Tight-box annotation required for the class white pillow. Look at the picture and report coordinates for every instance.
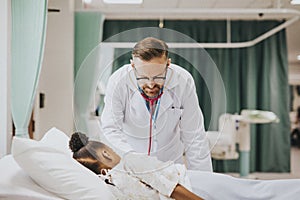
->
[12,127,114,200]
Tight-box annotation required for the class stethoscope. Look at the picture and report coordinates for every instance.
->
[138,86,164,156]
[131,64,172,156]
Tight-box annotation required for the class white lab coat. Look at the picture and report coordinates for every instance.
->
[101,63,212,171]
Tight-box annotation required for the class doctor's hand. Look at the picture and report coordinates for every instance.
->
[122,152,174,173]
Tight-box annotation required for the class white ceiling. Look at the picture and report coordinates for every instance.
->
[80,0,300,66]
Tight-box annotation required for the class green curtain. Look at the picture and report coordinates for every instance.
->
[102,20,290,172]
[11,0,47,138]
[74,12,104,133]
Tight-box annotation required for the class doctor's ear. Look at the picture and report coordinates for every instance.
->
[130,59,134,68]
[167,58,171,67]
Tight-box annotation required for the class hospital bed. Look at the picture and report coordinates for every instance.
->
[0,127,299,200]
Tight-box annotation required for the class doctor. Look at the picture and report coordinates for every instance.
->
[101,37,212,171]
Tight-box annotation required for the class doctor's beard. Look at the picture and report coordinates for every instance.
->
[141,84,162,98]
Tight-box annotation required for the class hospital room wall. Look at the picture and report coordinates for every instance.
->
[289,64,300,109]
[0,0,12,157]
[33,0,74,139]
[289,64,300,127]
[289,64,300,86]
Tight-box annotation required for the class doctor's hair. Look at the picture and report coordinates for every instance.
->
[132,37,169,61]
[69,132,106,174]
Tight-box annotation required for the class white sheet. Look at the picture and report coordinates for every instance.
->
[1,155,300,200]
[188,170,300,200]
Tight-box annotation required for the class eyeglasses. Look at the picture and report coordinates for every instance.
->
[134,66,168,85]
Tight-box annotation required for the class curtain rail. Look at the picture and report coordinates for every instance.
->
[76,8,300,20]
